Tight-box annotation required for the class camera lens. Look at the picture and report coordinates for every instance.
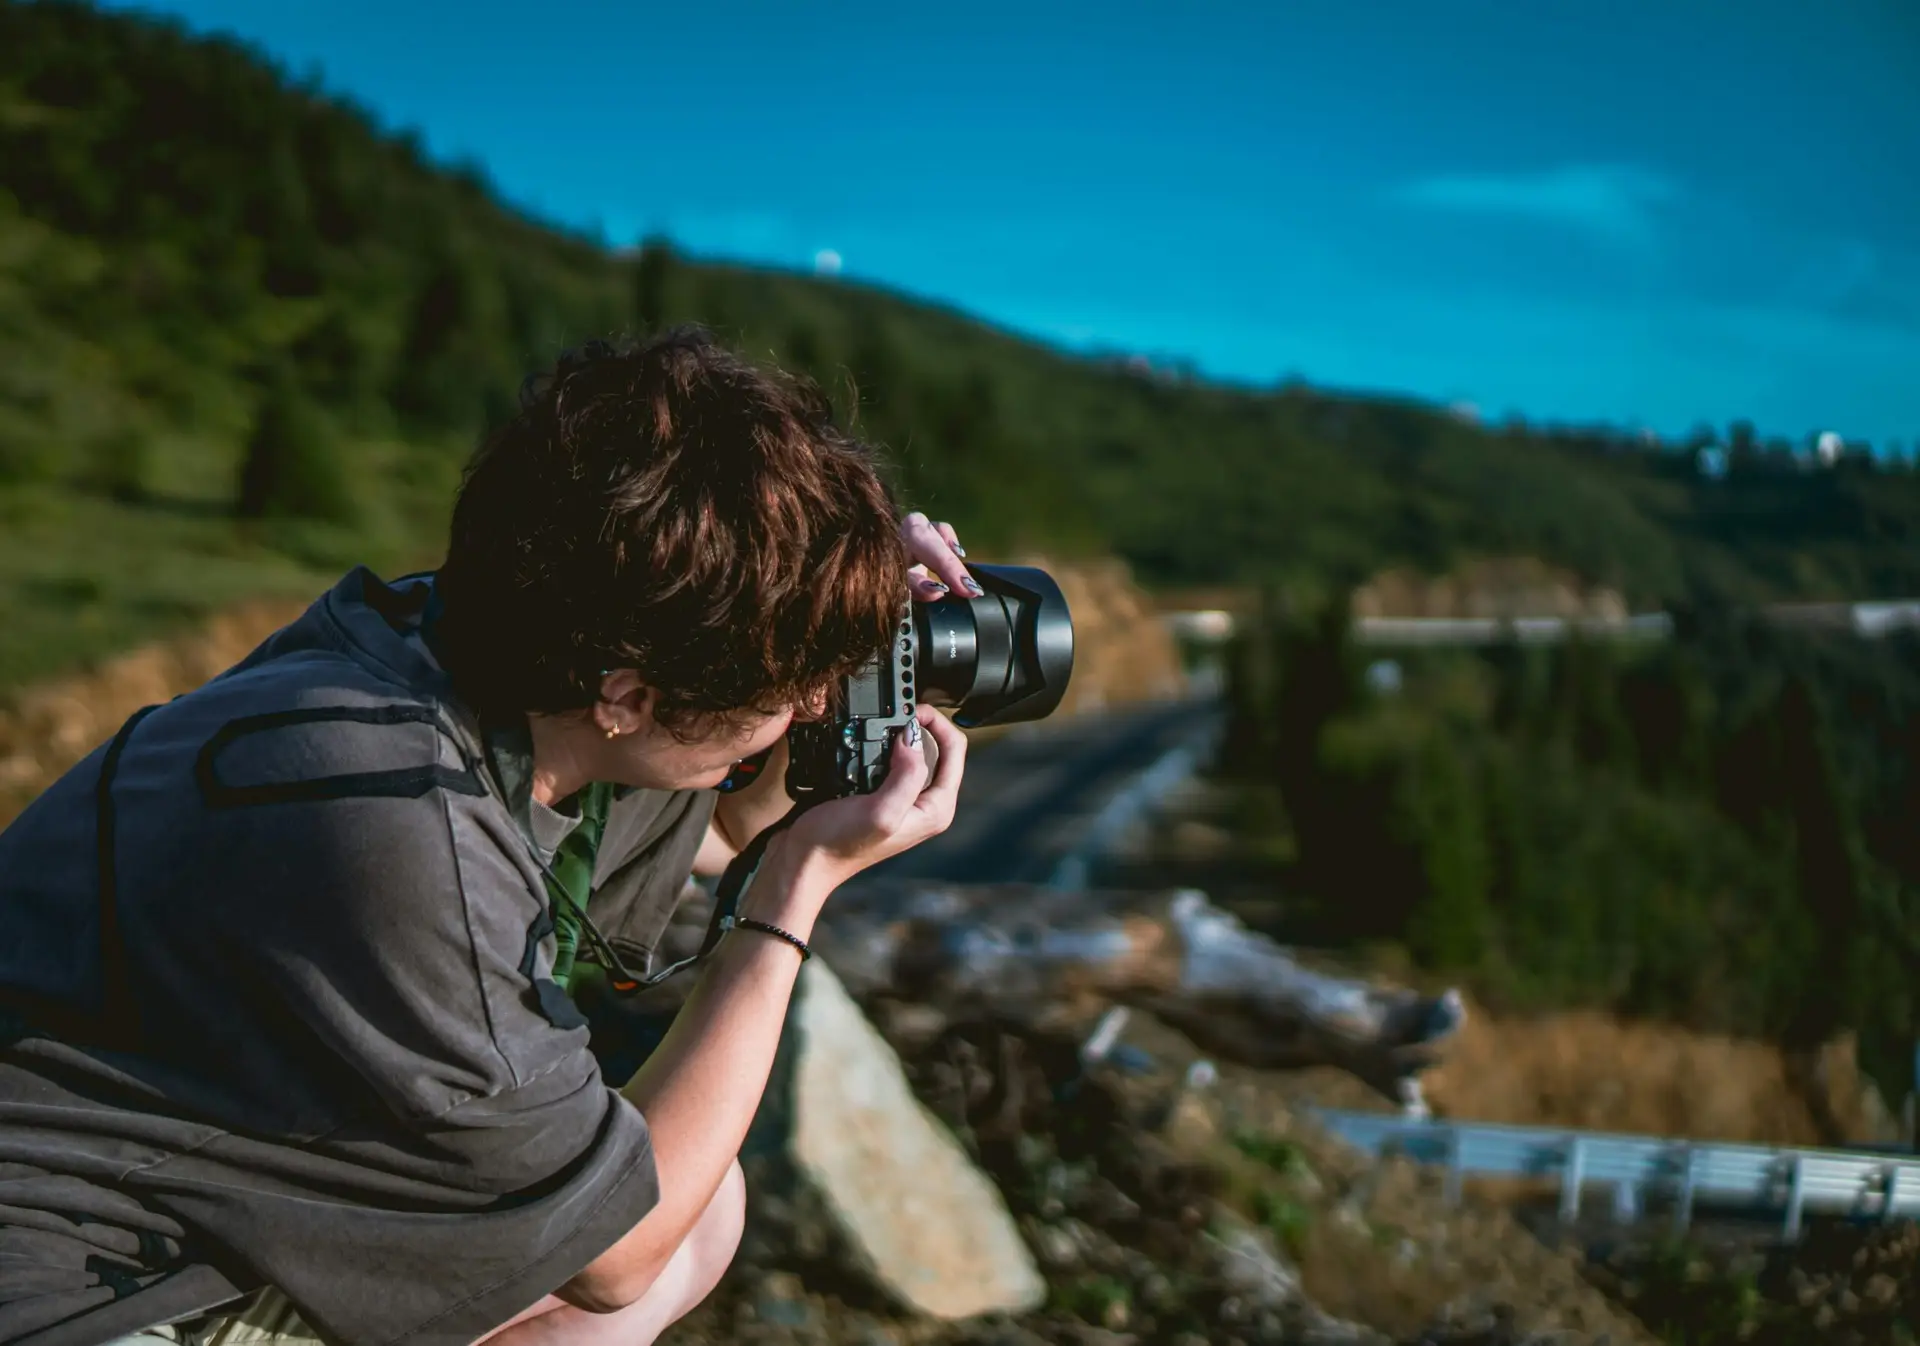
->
[911,564,1074,728]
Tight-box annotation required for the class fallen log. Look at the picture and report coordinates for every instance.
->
[625,880,1463,1107]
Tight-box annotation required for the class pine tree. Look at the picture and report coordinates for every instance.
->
[632,236,674,333]
[1404,732,1492,971]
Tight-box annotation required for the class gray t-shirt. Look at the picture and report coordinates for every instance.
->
[0,569,716,1346]
[528,795,585,860]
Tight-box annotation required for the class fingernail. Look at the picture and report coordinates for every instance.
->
[921,580,951,596]
[951,542,967,558]
[962,578,985,597]
[907,720,923,747]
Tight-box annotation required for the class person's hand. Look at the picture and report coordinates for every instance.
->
[901,511,982,602]
[751,704,966,932]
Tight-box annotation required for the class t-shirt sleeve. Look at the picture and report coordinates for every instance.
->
[110,703,664,1345]
[198,763,651,1199]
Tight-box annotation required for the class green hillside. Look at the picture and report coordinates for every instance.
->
[2,0,1918,689]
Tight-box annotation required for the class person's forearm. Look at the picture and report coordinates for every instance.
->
[602,844,829,1296]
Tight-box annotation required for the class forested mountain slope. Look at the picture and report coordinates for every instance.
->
[1,0,1917,687]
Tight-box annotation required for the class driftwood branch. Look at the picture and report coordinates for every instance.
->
[646,880,1464,1105]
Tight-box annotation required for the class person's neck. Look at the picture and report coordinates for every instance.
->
[525,713,593,807]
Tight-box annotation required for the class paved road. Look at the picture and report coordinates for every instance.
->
[855,698,1220,888]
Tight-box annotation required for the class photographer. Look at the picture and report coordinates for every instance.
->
[0,331,980,1346]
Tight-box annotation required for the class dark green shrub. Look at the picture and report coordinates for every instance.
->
[236,372,356,523]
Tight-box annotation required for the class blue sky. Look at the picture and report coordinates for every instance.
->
[110,0,1920,445]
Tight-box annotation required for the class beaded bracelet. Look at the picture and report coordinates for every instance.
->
[731,916,811,961]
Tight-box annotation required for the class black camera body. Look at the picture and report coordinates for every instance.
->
[785,608,920,800]
[781,563,1074,801]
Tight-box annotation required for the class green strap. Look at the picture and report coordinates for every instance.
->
[544,781,613,991]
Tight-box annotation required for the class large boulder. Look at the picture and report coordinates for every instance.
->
[784,959,1046,1320]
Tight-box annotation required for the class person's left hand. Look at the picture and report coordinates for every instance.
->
[900,512,982,602]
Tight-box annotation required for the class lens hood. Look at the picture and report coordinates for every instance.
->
[915,563,1075,728]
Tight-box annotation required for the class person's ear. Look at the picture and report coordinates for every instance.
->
[594,669,656,738]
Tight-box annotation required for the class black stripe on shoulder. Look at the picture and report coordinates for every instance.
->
[532,978,589,1031]
[518,907,588,1029]
[520,906,556,979]
[195,705,484,809]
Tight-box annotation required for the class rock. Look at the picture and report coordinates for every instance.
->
[1159,1090,1217,1149]
[1297,1313,1391,1345]
[1058,1328,1138,1346]
[1025,1218,1083,1271]
[950,1324,1053,1346]
[873,999,950,1051]
[1329,1202,1370,1237]
[839,1315,902,1346]
[749,1272,819,1331]
[788,960,1047,1319]
[1287,1162,1327,1203]
[1077,1178,1141,1225]
[1206,1212,1302,1308]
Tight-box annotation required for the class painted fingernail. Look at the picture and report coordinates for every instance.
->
[921,579,951,596]
[962,578,985,597]
[951,542,967,558]
[907,720,923,747]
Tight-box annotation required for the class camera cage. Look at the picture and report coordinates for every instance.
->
[780,563,1075,801]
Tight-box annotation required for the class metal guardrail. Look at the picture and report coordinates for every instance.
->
[1163,601,1920,649]
[1352,614,1677,646]
[1310,1108,1920,1239]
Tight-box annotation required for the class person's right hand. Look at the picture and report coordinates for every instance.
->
[751,703,965,932]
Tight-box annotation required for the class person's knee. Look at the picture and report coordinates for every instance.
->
[626,1158,741,1328]
[524,1163,747,1337]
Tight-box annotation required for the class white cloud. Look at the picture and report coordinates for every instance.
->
[1390,164,1681,248]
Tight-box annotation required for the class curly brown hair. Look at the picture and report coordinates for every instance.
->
[432,328,907,734]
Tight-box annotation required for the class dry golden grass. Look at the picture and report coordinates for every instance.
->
[1421,1001,1900,1148]
[1,557,1190,823]
[0,596,312,822]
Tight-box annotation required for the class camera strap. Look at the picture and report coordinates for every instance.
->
[642,800,814,987]
[545,799,816,995]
